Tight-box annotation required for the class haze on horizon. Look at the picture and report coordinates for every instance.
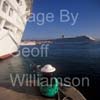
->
[23,0,100,40]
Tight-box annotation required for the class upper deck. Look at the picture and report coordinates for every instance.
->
[0,0,32,30]
[0,0,32,44]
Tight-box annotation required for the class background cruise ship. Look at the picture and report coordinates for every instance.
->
[0,0,32,59]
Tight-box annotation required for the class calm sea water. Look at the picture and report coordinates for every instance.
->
[0,42,100,100]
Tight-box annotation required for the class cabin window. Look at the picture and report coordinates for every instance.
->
[0,0,1,5]
[16,0,20,3]
[16,0,22,6]
[0,18,2,28]
[3,21,10,30]
[3,21,14,32]
[0,18,2,24]
[9,8,13,17]
[26,8,29,11]
[2,1,8,13]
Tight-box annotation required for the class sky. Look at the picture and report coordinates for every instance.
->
[23,0,100,40]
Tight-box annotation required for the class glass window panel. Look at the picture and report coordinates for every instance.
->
[2,1,8,13]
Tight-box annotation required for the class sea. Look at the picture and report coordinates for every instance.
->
[0,41,100,100]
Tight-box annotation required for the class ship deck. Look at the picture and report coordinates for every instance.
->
[0,83,86,100]
[0,86,55,100]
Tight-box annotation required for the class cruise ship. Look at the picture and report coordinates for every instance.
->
[0,0,32,59]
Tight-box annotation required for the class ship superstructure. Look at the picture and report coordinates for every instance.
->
[0,0,32,59]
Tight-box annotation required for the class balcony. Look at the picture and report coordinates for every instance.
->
[2,1,8,13]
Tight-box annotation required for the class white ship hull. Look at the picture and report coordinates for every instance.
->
[0,29,21,59]
[0,0,32,59]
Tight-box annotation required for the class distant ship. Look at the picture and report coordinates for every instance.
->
[52,35,95,44]
[0,0,33,59]
[20,35,95,46]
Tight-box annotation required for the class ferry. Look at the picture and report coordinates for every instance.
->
[0,0,32,59]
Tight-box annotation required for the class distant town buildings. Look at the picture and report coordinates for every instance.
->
[21,40,53,45]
